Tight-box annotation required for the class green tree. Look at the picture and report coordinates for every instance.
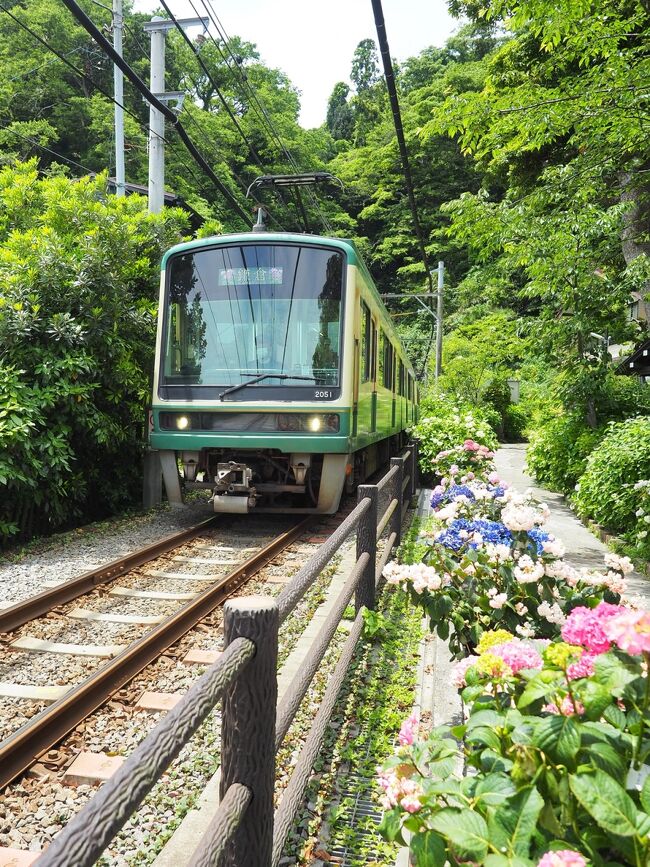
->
[0,162,187,543]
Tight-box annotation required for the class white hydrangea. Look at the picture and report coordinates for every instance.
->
[514,555,545,583]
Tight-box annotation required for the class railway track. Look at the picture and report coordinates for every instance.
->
[0,515,311,791]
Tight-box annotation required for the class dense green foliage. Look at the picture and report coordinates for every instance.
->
[412,394,499,478]
[575,417,650,536]
[0,163,186,541]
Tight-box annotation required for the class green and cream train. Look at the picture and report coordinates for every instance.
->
[149,231,418,513]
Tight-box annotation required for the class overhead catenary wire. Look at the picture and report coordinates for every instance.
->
[195,0,330,233]
[58,0,252,227]
[370,0,437,378]
[0,3,151,134]
[156,0,289,231]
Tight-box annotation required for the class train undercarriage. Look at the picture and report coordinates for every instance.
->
[157,437,405,515]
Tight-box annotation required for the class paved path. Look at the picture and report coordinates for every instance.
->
[495,443,649,604]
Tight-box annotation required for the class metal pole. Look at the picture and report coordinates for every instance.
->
[435,260,444,382]
[147,17,166,214]
[112,0,125,196]
[220,596,279,867]
[355,485,378,613]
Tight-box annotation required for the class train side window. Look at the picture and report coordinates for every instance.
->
[361,301,371,382]
[378,330,385,386]
[399,360,405,396]
[371,318,377,382]
[384,341,393,390]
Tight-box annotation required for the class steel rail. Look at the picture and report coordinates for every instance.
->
[0,519,310,790]
[0,515,223,634]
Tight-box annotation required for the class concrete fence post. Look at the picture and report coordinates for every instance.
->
[390,456,405,547]
[220,596,278,867]
[355,485,378,613]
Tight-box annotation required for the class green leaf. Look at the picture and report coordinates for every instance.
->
[593,654,638,696]
[430,807,490,861]
[518,670,564,708]
[467,725,502,752]
[491,786,544,857]
[532,715,581,764]
[408,830,446,866]
[467,709,503,730]
[640,774,650,814]
[474,772,517,806]
[588,742,627,778]
[580,680,613,720]
[378,808,404,844]
[569,770,638,837]
[604,704,628,730]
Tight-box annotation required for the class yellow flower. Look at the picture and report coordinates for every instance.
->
[477,629,514,654]
[543,642,582,668]
[475,652,513,679]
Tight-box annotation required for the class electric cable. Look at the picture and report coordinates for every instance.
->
[0,3,151,135]
[0,122,99,175]
[197,0,329,232]
[58,0,252,226]
[371,0,437,378]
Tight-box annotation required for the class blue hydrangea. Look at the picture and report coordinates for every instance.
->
[430,485,476,508]
[527,527,551,555]
[488,485,506,499]
[435,518,512,552]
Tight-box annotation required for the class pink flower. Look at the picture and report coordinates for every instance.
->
[452,655,478,688]
[566,651,597,680]
[398,711,419,746]
[463,439,480,451]
[491,640,542,674]
[543,695,585,717]
[488,471,500,484]
[604,609,650,655]
[561,602,624,653]
[449,464,460,475]
[537,850,587,867]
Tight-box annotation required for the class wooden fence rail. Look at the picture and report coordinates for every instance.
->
[35,444,418,867]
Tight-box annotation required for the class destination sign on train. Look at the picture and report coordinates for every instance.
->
[218,267,284,286]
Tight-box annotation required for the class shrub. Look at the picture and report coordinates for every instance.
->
[526,414,604,495]
[574,416,650,535]
[412,393,498,477]
[0,162,188,544]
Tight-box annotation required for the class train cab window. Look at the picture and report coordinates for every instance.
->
[161,244,344,389]
[361,301,372,382]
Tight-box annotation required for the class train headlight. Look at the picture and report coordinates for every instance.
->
[276,414,339,433]
[176,415,190,430]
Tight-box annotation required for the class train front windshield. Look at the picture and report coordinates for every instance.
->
[161,244,344,388]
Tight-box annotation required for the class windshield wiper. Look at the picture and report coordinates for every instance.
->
[219,373,317,400]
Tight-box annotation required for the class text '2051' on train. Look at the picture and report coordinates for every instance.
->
[149,229,418,514]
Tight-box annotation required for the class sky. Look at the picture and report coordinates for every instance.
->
[132,1,460,128]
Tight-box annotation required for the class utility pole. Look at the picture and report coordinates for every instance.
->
[143,15,207,214]
[435,261,444,383]
[141,14,207,509]
[112,0,125,197]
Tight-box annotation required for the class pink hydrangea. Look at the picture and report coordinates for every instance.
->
[398,711,419,746]
[537,850,587,867]
[561,602,624,653]
[491,639,543,674]
[543,695,585,717]
[566,651,597,681]
[463,439,480,452]
[604,609,650,655]
[452,655,478,688]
